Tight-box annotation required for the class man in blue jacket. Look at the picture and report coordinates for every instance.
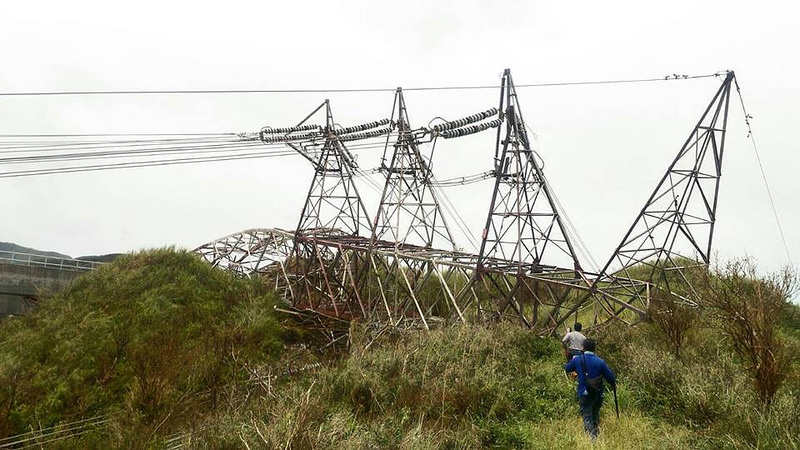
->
[564,339,616,439]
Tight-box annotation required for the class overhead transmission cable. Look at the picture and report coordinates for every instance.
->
[0,72,724,180]
[434,183,480,252]
[424,137,481,251]
[733,78,793,265]
[521,121,599,271]
[0,72,726,97]
[0,135,392,178]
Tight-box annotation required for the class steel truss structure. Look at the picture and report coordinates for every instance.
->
[195,69,735,334]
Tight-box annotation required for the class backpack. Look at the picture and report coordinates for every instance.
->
[580,355,604,395]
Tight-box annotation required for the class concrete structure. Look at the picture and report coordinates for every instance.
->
[0,252,102,316]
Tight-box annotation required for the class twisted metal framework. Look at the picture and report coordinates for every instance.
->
[194,228,297,299]
[289,101,382,318]
[195,69,735,334]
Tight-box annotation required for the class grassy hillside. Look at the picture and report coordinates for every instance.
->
[1,250,798,448]
[188,318,800,449]
[0,248,290,442]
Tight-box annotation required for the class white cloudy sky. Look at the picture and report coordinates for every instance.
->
[0,0,796,274]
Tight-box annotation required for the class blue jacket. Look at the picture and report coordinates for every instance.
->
[564,351,616,397]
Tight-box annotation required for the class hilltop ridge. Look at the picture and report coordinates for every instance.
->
[0,241,121,263]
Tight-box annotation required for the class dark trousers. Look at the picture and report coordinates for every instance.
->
[578,392,604,439]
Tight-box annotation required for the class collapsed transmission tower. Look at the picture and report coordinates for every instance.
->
[549,71,736,330]
[287,101,390,317]
[196,69,737,334]
[478,69,583,274]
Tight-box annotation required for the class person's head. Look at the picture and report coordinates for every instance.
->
[583,339,596,352]
[574,322,582,332]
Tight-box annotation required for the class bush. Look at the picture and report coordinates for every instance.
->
[696,260,798,406]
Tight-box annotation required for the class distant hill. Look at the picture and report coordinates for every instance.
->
[0,242,71,259]
[76,253,123,263]
[0,241,121,263]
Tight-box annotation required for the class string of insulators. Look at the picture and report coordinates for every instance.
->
[432,108,499,133]
[334,119,392,135]
[260,131,323,143]
[260,124,321,134]
[439,119,503,139]
[338,127,392,142]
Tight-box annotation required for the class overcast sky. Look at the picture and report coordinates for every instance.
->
[0,0,797,275]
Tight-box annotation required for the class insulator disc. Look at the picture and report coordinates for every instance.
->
[334,118,392,135]
[432,108,499,133]
[440,119,502,139]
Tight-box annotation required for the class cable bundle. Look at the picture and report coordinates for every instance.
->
[439,119,502,139]
[0,132,392,179]
[431,171,495,187]
[338,127,392,142]
[334,118,391,135]
[260,131,322,143]
[432,108,498,133]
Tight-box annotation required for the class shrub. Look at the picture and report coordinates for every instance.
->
[649,289,697,359]
[696,260,798,406]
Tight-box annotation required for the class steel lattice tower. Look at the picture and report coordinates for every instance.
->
[195,68,738,334]
[291,100,375,318]
[371,89,457,250]
[599,71,734,295]
[296,100,373,238]
[550,71,737,330]
[477,69,583,275]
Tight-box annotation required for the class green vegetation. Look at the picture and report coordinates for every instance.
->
[189,309,800,449]
[0,248,288,441]
[1,249,798,448]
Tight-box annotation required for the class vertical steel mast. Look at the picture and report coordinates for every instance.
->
[293,100,375,317]
[371,88,457,250]
[477,69,583,274]
[296,100,373,237]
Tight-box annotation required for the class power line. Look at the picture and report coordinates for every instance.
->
[0,72,726,97]
[0,138,391,178]
[0,132,240,137]
[733,78,794,265]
